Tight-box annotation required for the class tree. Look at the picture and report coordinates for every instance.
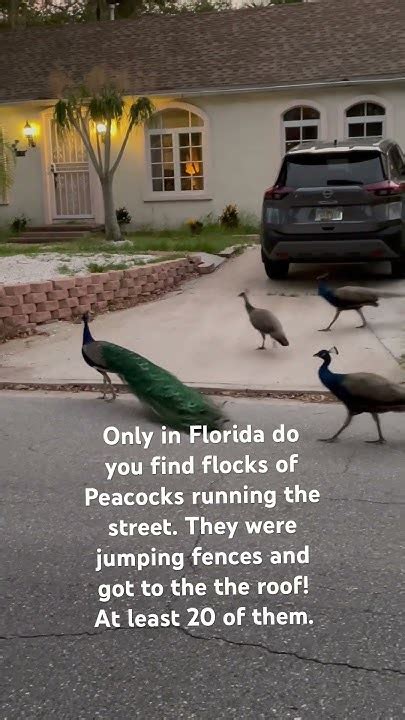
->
[0,131,15,203]
[52,68,154,241]
[244,0,303,6]
[179,0,231,12]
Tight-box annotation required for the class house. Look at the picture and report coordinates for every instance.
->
[0,0,404,229]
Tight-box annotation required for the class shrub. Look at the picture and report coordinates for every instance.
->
[116,207,132,226]
[10,214,29,233]
[220,204,239,229]
[187,219,203,235]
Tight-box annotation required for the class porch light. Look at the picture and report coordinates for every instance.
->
[12,121,37,157]
[23,121,36,148]
[96,122,107,135]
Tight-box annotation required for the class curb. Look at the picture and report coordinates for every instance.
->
[0,381,338,403]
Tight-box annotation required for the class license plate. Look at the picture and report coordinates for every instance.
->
[315,207,343,221]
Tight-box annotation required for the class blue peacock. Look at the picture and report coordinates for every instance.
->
[314,346,405,443]
[317,274,405,331]
[81,312,226,432]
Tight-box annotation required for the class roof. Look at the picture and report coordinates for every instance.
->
[0,0,404,104]
[288,139,395,154]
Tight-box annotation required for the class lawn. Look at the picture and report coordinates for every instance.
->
[0,225,259,259]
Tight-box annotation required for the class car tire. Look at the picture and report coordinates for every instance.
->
[391,257,405,279]
[263,256,290,279]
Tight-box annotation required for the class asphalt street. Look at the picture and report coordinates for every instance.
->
[1,394,404,719]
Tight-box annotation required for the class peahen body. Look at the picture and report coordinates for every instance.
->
[314,346,405,443]
[318,276,405,331]
[238,291,289,350]
[81,313,226,432]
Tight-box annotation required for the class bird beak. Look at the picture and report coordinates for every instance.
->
[313,351,322,358]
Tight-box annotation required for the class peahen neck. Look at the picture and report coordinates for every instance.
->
[243,294,254,313]
[83,319,94,346]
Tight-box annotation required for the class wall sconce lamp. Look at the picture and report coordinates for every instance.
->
[12,121,37,157]
[23,121,36,147]
[96,121,107,140]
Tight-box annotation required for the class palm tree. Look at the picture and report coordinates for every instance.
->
[0,132,15,203]
[53,69,154,241]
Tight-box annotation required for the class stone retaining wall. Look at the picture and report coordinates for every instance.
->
[0,257,200,341]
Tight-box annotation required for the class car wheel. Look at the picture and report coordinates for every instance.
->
[391,257,405,279]
[263,257,290,279]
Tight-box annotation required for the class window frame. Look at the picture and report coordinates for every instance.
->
[282,105,321,153]
[144,105,210,202]
[344,101,386,140]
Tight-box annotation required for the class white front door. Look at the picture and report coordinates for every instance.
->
[47,119,94,219]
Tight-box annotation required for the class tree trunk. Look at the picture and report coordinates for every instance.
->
[8,0,19,27]
[101,175,122,242]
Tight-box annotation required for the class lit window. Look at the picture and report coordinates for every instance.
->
[147,108,205,194]
[283,106,320,152]
[345,102,386,139]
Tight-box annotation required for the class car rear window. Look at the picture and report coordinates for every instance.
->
[279,150,386,188]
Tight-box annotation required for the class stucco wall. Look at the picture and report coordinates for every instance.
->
[1,83,404,230]
[0,104,46,225]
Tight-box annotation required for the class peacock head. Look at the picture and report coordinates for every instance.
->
[82,311,91,323]
[238,290,248,298]
[314,346,339,361]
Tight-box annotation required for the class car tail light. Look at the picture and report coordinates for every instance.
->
[264,186,292,200]
[365,181,405,196]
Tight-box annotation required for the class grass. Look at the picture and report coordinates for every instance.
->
[0,224,258,259]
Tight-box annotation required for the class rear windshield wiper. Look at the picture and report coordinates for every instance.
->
[326,179,364,186]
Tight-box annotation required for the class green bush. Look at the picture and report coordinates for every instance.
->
[220,204,239,229]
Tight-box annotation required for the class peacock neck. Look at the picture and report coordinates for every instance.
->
[83,320,94,345]
[318,357,344,393]
[318,284,335,302]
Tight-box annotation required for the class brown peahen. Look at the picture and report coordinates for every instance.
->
[238,291,289,350]
[318,275,405,331]
[314,346,405,443]
[81,313,226,432]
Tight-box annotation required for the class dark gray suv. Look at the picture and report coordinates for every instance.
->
[261,139,405,279]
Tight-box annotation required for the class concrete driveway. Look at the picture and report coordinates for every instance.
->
[1,248,404,390]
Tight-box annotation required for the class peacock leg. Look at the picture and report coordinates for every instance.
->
[318,411,353,442]
[355,308,367,329]
[319,309,340,332]
[366,413,386,444]
[97,372,107,400]
[99,371,116,402]
[257,333,266,350]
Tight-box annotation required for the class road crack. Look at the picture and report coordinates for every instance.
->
[3,626,403,678]
[175,625,404,676]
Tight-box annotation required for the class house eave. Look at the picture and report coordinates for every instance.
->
[170,75,405,98]
[0,75,404,106]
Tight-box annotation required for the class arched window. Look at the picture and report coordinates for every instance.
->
[283,106,320,152]
[147,107,205,194]
[345,102,386,139]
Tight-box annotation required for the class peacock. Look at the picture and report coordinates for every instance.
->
[317,275,405,331]
[314,346,405,443]
[238,291,289,350]
[81,313,226,432]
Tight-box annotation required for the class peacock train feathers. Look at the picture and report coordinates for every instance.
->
[81,313,226,432]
